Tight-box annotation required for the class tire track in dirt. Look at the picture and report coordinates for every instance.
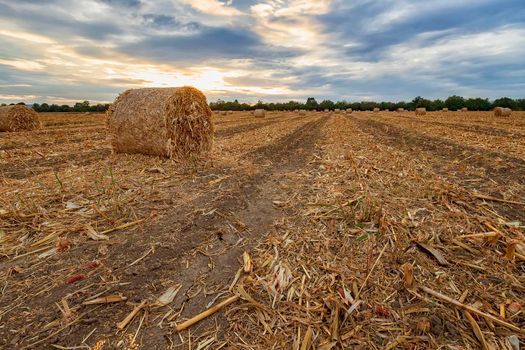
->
[383,114,525,139]
[1,115,329,348]
[350,115,525,220]
[0,148,112,179]
[0,134,107,151]
[353,117,525,182]
[215,115,305,138]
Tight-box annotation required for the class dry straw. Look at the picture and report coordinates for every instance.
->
[397,108,404,112]
[107,86,214,159]
[494,107,512,117]
[461,107,468,112]
[254,109,266,118]
[0,105,41,132]
[415,107,427,116]
[373,107,380,112]
[442,108,449,112]
[346,108,352,113]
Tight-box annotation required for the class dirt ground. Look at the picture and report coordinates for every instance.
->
[0,110,524,349]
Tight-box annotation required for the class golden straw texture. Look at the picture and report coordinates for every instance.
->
[0,105,41,132]
[107,86,213,159]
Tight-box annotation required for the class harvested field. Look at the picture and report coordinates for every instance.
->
[0,110,524,349]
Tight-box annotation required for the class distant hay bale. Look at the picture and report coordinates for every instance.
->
[324,109,329,113]
[299,110,306,116]
[397,108,404,112]
[461,107,468,112]
[254,109,266,118]
[415,108,427,116]
[442,108,448,112]
[0,105,41,132]
[107,86,213,159]
[494,107,511,117]
[294,109,299,113]
[373,108,380,112]
[220,111,227,116]
[346,108,352,114]
[227,110,233,115]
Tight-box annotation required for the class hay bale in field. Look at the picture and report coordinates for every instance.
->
[373,108,380,112]
[415,108,426,116]
[397,108,404,112]
[442,108,448,112]
[0,105,41,132]
[461,107,468,112]
[346,108,352,114]
[220,111,227,116]
[299,110,306,116]
[107,86,213,159]
[334,109,341,114]
[494,107,512,117]
[254,109,266,118]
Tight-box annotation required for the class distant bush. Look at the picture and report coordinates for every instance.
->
[209,96,524,112]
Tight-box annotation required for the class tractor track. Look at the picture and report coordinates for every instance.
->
[350,115,525,221]
[0,114,330,348]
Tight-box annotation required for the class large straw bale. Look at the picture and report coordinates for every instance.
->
[107,86,213,159]
[494,107,512,117]
[442,108,448,112]
[397,108,404,112]
[373,108,380,112]
[461,107,468,112]
[0,105,41,132]
[415,108,427,116]
[346,108,352,114]
[254,109,266,118]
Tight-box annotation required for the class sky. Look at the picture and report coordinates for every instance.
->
[0,0,524,105]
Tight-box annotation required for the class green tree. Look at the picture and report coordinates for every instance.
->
[305,97,318,110]
[493,97,517,109]
[465,98,491,111]
[319,99,335,110]
[430,99,445,111]
[40,103,50,112]
[445,95,465,111]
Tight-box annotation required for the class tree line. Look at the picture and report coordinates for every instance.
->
[0,101,110,112]
[1,95,524,112]
[210,96,525,111]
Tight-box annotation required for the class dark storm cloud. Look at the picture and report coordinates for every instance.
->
[118,26,298,63]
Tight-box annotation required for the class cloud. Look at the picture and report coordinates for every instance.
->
[180,0,243,16]
[0,0,523,103]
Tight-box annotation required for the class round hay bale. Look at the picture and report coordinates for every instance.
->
[442,108,449,112]
[373,108,380,112]
[461,107,468,112]
[254,109,266,118]
[0,105,41,132]
[324,109,329,113]
[346,108,352,114]
[415,108,427,116]
[220,111,227,116]
[107,86,213,159]
[397,108,404,112]
[494,107,511,117]
[299,110,306,116]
